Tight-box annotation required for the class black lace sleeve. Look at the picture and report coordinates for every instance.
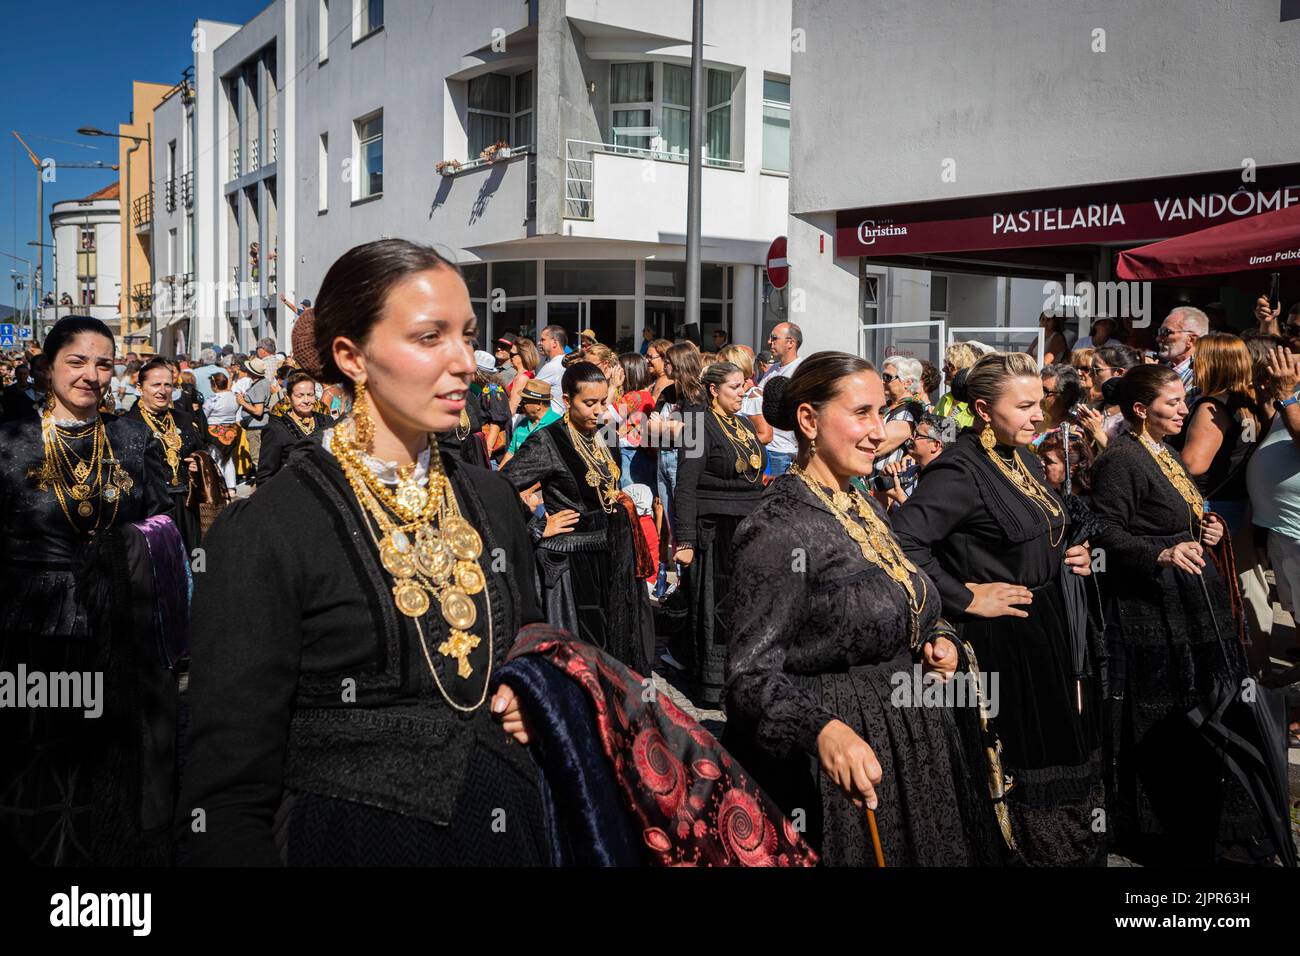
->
[725,514,837,759]
[891,458,977,617]
[499,427,560,493]
[1089,446,1165,576]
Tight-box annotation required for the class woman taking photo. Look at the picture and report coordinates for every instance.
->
[256,370,333,484]
[1179,333,1268,654]
[1040,364,1086,431]
[181,240,550,866]
[502,362,655,675]
[1076,344,1142,450]
[892,352,1103,866]
[1090,364,1256,865]
[125,356,208,549]
[724,352,999,866]
[0,317,175,865]
[673,361,767,706]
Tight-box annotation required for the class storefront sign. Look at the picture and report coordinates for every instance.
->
[836,164,1300,258]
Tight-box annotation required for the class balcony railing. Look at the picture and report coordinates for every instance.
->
[249,138,260,172]
[270,129,277,164]
[164,178,177,212]
[563,138,743,220]
[180,171,194,208]
[132,194,153,230]
[231,146,241,179]
[131,282,153,312]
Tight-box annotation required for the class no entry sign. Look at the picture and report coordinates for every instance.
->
[766,236,789,289]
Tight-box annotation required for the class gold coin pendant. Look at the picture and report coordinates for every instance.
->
[440,587,477,630]
[393,582,430,618]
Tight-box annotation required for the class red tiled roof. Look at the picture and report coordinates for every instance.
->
[83,181,120,201]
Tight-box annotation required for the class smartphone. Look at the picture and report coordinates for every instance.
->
[1270,271,1282,313]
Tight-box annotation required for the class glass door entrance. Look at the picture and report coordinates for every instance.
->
[544,298,636,352]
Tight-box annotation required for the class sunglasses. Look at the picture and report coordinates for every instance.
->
[905,433,940,450]
[1155,327,1181,339]
[881,372,897,383]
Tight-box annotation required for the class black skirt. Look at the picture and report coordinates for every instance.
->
[683,513,743,707]
[277,734,552,866]
[960,579,1105,866]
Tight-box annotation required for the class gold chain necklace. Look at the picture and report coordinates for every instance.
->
[140,406,184,486]
[289,412,317,437]
[565,415,622,512]
[330,421,491,710]
[791,464,928,650]
[30,415,132,530]
[1136,432,1204,531]
[984,441,1066,549]
[710,405,762,481]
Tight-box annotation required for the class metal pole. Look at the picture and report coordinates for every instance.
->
[685,0,704,333]
[35,163,43,325]
[147,123,157,352]
[124,143,134,347]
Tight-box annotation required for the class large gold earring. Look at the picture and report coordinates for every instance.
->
[980,425,997,451]
[351,380,375,451]
[809,437,817,458]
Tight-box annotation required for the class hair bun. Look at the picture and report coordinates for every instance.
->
[291,307,326,380]
[762,375,797,431]
[1100,375,1123,406]
[950,367,971,403]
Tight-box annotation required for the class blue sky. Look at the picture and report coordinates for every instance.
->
[1,0,270,310]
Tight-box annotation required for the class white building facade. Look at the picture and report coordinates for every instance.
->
[47,187,123,333]
[165,0,794,356]
[788,0,1300,371]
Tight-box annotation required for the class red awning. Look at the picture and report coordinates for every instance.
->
[1115,203,1300,281]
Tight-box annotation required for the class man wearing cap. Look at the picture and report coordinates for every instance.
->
[579,329,598,353]
[501,378,562,467]
[494,333,518,387]
[236,356,273,473]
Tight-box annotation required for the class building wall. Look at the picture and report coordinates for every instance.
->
[49,199,121,329]
[119,81,171,345]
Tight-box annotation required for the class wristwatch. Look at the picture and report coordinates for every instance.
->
[1274,393,1300,413]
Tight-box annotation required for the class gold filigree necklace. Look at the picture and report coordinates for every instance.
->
[982,434,1066,549]
[139,406,184,486]
[1136,431,1204,532]
[711,405,762,481]
[565,414,622,512]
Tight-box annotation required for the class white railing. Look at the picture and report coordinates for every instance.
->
[231,146,241,178]
[249,138,260,172]
[270,128,278,164]
[563,138,743,219]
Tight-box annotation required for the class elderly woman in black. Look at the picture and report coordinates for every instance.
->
[724,352,1001,867]
[255,370,332,484]
[501,362,655,675]
[1088,363,1258,865]
[0,317,175,865]
[180,240,550,865]
[672,361,766,706]
[892,351,1102,866]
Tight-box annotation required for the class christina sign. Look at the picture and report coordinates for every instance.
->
[835,163,1300,258]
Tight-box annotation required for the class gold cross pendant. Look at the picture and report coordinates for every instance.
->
[439,628,481,678]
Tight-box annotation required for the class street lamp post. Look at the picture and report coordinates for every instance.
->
[1,252,33,332]
[80,125,155,352]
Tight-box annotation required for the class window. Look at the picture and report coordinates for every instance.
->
[513,71,534,148]
[466,71,533,157]
[79,225,96,252]
[168,228,178,276]
[609,62,736,163]
[762,76,790,173]
[930,274,949,322]
[318,132,328,211]
[319,0,329,62]
[544,260,635,296]
[354,111,382,199]
[352,0,382,41]
[79,276,96,307]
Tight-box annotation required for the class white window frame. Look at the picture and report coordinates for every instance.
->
[608,61,739,165]
[930,273,950,324]
[467,73,512,157]
[512,71,534,149]
[949,326,1046,368]
[318,132,329,211]
[760,74,790,174]
[318,0,330,63]
[353,110,382,201]
[351,0,383,43]
[861,319,948,396]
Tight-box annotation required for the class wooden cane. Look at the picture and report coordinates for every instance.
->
[865,807,886,867]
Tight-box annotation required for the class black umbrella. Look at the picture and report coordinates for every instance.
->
[1186,572,1297,866]
[1057,424,1098,712]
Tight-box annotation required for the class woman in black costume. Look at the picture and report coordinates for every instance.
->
[501,362,656,676]
[892,351,1104,866]
[124,357,207,550]
[0,317,176,866]
[724,352,1002,866]
[673,360,766,706]
[180,240,550,865]
[1089,363,1260,864]
[255,370,332,484]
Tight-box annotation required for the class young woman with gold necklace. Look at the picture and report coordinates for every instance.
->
[255,370,333,484]
[670,361,767,706]
[124,357,208,548]
[501,361,656,675]
[1089,364,1261,866]
[893,351,1103,866]
[181,240,552,865]
[0,317,176,865]
[723,352,1003,866]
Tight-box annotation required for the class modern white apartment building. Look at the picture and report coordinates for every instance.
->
[164,0,793,355]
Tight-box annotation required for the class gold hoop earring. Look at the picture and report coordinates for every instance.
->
[352,380,375,451]
[979,425,997,451]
